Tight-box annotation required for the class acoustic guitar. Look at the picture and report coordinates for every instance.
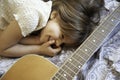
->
[1,4,120,80]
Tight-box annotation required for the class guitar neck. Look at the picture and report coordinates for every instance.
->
[53,4,120,80]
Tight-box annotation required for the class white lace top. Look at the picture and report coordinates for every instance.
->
[0,0,52,37]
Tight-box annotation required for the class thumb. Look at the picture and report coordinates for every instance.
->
[53,47,62,55]
[45,40,55,46]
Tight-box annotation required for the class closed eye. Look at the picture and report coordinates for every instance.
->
[62,34,64,39]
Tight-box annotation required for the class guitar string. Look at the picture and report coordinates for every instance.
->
[53,5,120,80]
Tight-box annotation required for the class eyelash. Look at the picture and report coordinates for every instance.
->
[61,34,64,39]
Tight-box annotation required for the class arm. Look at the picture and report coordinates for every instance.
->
[0,40,61,57]
[19,35,41,45]
[0,44,42,57]
[0,29,3,36]
[1,28,41,45]
[0,20,23,53]
[0,6,41,52]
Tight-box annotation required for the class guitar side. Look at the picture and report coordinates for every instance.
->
[0,54,58,80]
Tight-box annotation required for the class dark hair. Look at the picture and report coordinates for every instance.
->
[45,0,104,49]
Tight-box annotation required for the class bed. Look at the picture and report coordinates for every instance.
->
[0,0,120,80]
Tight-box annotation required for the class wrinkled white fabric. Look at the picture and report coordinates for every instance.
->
[0,0,52,36]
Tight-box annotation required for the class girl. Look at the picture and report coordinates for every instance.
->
[0,0,104,57]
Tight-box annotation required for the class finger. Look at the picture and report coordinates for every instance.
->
[53,47,62,55]
[44,40,55,46]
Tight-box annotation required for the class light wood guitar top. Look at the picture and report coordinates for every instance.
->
[1,54,58,80]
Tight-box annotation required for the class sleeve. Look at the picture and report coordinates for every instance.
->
[13,7,40,37]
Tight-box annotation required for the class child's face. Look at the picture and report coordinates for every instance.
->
[39,18,75,47]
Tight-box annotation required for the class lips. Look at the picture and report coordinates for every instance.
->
[48,36,58,48]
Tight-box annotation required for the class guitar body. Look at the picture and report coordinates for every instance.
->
[1,54,58,80]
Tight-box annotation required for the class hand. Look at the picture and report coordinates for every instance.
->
[39,40,61,56]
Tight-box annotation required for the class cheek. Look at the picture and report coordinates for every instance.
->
[39,28,48,42]
[53,30,60,38]
[42,23,61,39]
[48,28,61,39]
[40,27,51,36]
[64,37,75,45]
[53,26,61,37]
[39,28,45,38]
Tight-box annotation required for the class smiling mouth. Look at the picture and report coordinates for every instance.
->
[48,36,58,48]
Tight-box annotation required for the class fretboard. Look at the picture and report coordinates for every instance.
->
[53,4,120,80]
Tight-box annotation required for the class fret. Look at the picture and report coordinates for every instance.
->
[93,28,107,43]
[80,44,93,56]
[55,68,74,80]
[65,64,76,74]
[74,50,90,61]
[97,25,111,37]
[84,39,97,51]
[108,16,119,25]
[62,65,75,77]
[113,6,120,20]
[57,66,74,80]
[84,42,97,56]
[57,74,67,80]
[73,52,86,61]
[96,20,118,39]
[69,57,82,69]
[57,68,68,77]
[114,11,120,20]
[102,21,115,32]
[75,47,90,57]
[107,12,119,24]
[71,52,86,65]
[61,74,72,80]
[52,76,59,80]
[54,72,66,80]
[53,5,120,80]
[107,5,120,24]
[88,35,101,47]
[65,61,79,74]
[105,17,119,28]
[71,53,89,69]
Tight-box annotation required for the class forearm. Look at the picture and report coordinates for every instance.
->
[0,29,3,36]
[19,36,41,45]
[0,44,42,57]
[0,20,23,53]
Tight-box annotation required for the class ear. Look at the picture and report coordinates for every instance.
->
[50,11,57,20]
